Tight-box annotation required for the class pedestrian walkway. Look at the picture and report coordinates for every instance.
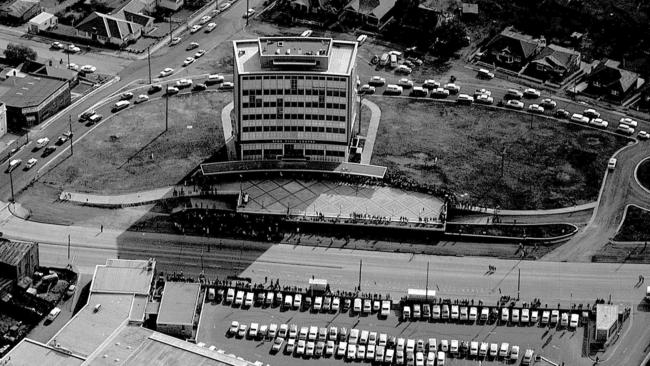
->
[457,202,596,216]
[360,98,381,164]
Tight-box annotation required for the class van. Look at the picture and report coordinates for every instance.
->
[283,294,293,309]
[112,100,130,112]
[7,159,21,172]
[402,305,411,320]
[436,351,445,365]
[477,68,495,79]
[522,349,534,365]
[607,158,617,170]
[35,138,50,149]
[47,307,61,321]
[389,54,398,68]
[208,288,215,301]
[379,53,389,66]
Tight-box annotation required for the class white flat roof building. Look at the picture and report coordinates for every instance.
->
[233,37,358,162]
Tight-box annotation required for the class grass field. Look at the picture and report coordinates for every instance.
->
[637,159,650,191]
[614,205,650,242]
[36,92,229,194]
[369,97,629,210]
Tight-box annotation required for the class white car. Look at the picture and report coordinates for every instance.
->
[220,81,234,89]
[583,108,601,119]
[620,117,638,127]
[470,341,479,356]
[368,76,386,86]
[183,57,195,66]
[356,34,368,44]
[422,79,440,89]
[170,37,182,45]
[336,341,347,357]
[475,94,494,105]
[510,345,520,361]
[228,321,239,335]
[617,123,635,135]
[397,78,414,88]
[67,44,81,53]
[570,113,590,123]
[159,67,174,77]
[457,94,474,104]
[540,98,557,109]
[444,83,460,94]
[80,64,96,73]
[477,68,495,79]
[134,94,149,104]
[300,30,312,37]
[638,131,649,139]
[431,87,450,98]
[205,22,217,32]
[524,88,541,98]
[25,158,38,169]
[176,79,193,88]
[166,86,179,95]
[51,41,63,49]
[505,100,524,110]
[190,24,202,33]
[570,313,579,328]
[380,301,390,317]
[590,118,609,128]
[528,104,544,113]
[198,15,211,24]
[67,63,79,71]
[473,88,491,97]
[359,84,375,94]
[194,49,206,58]
[396,64,412,74]
[243,8,255,18]
[218,2,230,11]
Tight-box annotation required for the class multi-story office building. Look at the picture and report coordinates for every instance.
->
[233,37,358,162]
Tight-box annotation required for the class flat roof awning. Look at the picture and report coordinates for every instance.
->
[200,160,387,178]
[272,60,318,66]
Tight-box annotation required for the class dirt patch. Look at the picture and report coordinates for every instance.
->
[370,97,629,210]
[33,92,229,195]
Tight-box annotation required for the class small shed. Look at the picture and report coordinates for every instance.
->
[595,304,618,344]
[28,12,57,34]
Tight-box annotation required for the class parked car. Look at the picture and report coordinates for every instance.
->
[183,57,195,66]
[176,79,193,88]
[25,158,38,169]
[205,22,217,32]
[198,15,211,24]
[396,65,412,74]
[570,113,590,123]
[589,118,609,128]
[159,67,174,77]
[359,84,375,94]
[80,64,96,73]
[134,94,149,104]
[523,88,541,98]
[166,86,179,95]
[540,98,557,109]
[456,94,474,105]
[397,78,414,88]
[505,100,524,110]
[186,42,200,50]
[505,88,523,99]
[368,76,386,86]
[528,104,544,114]
[356,34,368,44]
[554,109,570,119]
[422,79,440,89]
[638,131,649,139]
[620,117,638,127]
[170,37,182,45]
[444,83,460,94]
[583,108,600,119]
[477,68,495,79]
[148,84,162,94]
[194,49,206,58]
[220,82,234,89]
[190,25,202,33]
[301,29,313,37]
[431,87,449,98]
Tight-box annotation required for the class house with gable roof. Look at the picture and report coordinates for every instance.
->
[582,59,645,102]
[524,44,581,82]
[481,26,545,72]
[343,0,397,29]
[74,0,154,47]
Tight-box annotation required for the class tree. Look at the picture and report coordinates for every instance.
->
[434,20,469,57]
[4,43,37,65]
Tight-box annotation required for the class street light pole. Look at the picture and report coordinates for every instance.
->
[246,0,249,26]
[69,116,73,156]
[357,259,362,292]
[8,168,14,203]
[425,261,430,303]
[168,16,172,45]
[147,46,152,85]
[165,90,169,132]
[358,94,362,135]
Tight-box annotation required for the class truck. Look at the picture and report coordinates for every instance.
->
[389,54,398,68]
[309,278,327,293]
[406,289,436,302]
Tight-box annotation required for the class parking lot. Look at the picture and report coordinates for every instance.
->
[196,291,590,366]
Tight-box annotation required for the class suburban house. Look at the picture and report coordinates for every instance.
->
[524,44,581,82]
[158,0,184,11]
[74,0,154,47]
[583,59,645,102]
[481,26,545,72]
[0,0,39,25]
[343,0,397,29]
[27,11,57,33]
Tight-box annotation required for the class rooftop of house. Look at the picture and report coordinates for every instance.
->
[0,240,35,267]
[29,11,56,24]
[345,0,397,20]
[532,44,580,69]
[486,26,543,59]
[91,258,154,295]
[156,282,201,326]
[590,59,643,92]
[0,74,67,108]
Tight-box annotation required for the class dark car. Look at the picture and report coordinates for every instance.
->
[342,298,351,312]
[192,83,207,92]
[42,146,56,157]
[56,136,68,145]
[78,110,95,122]
[148,84,162,94]
[460,341,469,355]
[554,109,570,119]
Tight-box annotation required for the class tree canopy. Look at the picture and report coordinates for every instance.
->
[4,43,37,65]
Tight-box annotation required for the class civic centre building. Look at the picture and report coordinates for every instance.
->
[232,37,358,162]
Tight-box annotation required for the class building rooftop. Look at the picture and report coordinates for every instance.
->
[157,282,201,326]
[234,37,357,75]
[2,338,85,366]
[29,11,55,24]
[0,240,35,267]
[596,304,618,331]
[0,74,67,109]
[91,258,154,294]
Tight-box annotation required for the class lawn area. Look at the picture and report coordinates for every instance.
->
[614,205,650,242]
[636,159,650,191]
[370,97,629,210]
[37,92,229,194]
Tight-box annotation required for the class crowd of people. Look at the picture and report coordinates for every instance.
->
[172,210,283,242]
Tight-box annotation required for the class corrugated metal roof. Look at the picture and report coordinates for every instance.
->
[0,240,35,267]
[0,75,67,109]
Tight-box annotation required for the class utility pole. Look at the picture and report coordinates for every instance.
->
[165,90,169,132]
[168,16,172,45]
[517,268,521,301]
[67,234,71,260]
[69,116,73,155]
[425,261,430,303]
[8,168,14,203]
[200,244,204,272]
[147,46,152,85]
[358,94,362,135]
[357,259,362,292]
[246,0,249,26]
[66,50,70,69]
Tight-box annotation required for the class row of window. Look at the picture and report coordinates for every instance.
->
[242,75,347,82]
[242,126,346,133]
[241,114,347,122]
[242,102,347,109]
[241,149,345,157]
[242,89,348,97]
